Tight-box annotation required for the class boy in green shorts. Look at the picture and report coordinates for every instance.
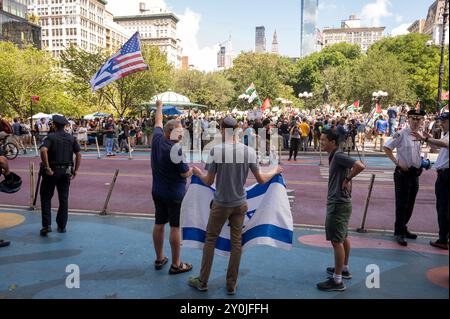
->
[317,129,365,291]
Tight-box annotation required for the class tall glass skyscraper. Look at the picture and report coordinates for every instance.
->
[0,0,41,49]
[255,26,266,53]
[300,0,319,57]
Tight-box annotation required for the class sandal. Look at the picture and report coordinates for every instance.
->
[169,262,193,275]
[154,256,168,270]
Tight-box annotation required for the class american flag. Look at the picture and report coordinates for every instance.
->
[90,32,148,91]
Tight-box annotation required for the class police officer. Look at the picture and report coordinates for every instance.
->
[39,115,81,236]
[412,112,449,250]
[384,110,426,246]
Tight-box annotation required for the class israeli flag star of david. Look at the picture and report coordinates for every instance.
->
[181,175,294,256]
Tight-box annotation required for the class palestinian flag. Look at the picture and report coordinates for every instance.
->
[347,101,360,113]
[261,98,271,112]
[376,103,382,114]
[244,83,262,107]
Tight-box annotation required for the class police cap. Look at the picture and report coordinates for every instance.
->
[407,110,426,117]
[52,115,69,126]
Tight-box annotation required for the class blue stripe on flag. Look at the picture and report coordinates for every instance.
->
[190,175,215,191]
[93,74,114,88]
[183,224,293,252]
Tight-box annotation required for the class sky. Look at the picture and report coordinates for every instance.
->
[106,0,435,71]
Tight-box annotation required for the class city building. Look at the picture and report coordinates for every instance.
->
[322,15,385,52]
[27,0,108,58]
[104,10,132,52]
[1,0,41,49]
[181,55,188,70]
[255,25,266,53]
[408,19,426,33]
[271,29,278,54]
[423,0,449,45]
[217,35,234,69]
[113,2,182,67]
[300,0,319,57]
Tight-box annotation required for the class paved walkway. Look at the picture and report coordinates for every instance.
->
[0,208,447,299]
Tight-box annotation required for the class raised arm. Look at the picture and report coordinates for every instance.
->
[155,100,163,129]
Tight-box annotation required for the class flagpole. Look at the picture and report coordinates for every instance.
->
[30,97,33,132]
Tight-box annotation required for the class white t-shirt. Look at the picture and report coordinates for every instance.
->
[434,131,449,170]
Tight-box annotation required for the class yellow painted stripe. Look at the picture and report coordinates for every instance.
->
[0,213,25,229]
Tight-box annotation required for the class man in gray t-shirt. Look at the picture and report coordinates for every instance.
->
[188,116,282,295]
[206,142,259,207]
[317,129,365,292]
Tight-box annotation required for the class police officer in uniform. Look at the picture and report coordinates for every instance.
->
[39,115,81,236]
[412,112,449,250]
[384,110,426,246]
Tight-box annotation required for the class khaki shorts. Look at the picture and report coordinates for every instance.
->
[325,202,352,243]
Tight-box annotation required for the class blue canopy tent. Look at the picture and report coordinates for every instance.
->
[151,105,182,115]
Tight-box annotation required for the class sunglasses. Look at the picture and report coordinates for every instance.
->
[409,116,423,121]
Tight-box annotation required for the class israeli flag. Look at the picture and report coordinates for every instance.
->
[181,175,293,256]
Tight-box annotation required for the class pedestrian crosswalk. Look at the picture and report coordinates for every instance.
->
[319,167,393,182]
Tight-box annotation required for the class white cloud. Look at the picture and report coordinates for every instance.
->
[177,8,218,72]
[318,3,337,10]
[391,23,411,36]
[361,0,393,27]
[395,15,403,23]
[106,1,217,72]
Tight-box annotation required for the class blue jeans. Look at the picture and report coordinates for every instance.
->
[282,134,290,149]
[105,138,114,154]
[388,119,397,137]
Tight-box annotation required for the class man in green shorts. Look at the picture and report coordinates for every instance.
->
[317,129,365,291]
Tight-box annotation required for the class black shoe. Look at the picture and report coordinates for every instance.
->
[0,240,11,248]
[405,231,418,240]
[40,226,52,237]
[395,235,407,246]
[430,240,448,250]
[326,267,352,279]
[57,227,66,233]
[317,278,346,292]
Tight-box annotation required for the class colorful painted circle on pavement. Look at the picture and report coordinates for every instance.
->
[0,213,26,229]
[426,266,449,289]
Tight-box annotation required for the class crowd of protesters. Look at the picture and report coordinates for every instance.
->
[0,103,447,158]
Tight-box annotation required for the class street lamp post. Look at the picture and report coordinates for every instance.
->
[437,0,449,113]
[299,92,313,109]
[372,90,389,105]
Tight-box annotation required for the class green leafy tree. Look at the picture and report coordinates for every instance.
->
[291,43,362,99]
[369,33,449,111]
[173,70,234,110]
[226,52,295,110]
[352,51,415,111]
[0,42,62,118]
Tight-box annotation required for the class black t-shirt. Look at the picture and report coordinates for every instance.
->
[40,130,80,166]
[104,123,115,138]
